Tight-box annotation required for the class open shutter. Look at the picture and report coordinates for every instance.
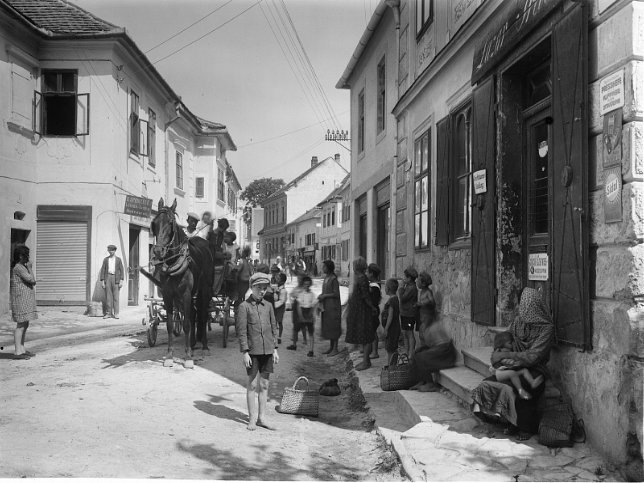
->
[33,90,42,134]
[75,93,89,136]
[139,119,149,156]
[471,76,496,325]
[551,4,589,348]
[435,116,450,246]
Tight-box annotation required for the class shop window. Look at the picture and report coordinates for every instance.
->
[414,128,430,249]
[175,151,183,190]
[358,89,365,153]
[416,0,433,38]
[377,56,386,133]
[34,70,89,136]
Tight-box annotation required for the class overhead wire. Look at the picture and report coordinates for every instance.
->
[151,0,263,65]
[144,0,233,54]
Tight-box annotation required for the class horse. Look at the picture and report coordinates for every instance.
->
[146,198,213,366]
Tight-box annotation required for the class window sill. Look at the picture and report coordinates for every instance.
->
[448,238,471,250]
[357,150,365,162]
[414,246,432,254]
[174,187,185,197]
[146,163,157,173]
[375,129,386,145]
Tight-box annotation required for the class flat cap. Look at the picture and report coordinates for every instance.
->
[107,244,117,250]
[187,212,199,220]
[249,272,271,286]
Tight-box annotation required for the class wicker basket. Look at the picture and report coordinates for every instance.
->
[278,376,319,417]
[538,402,574,447]
[86,301,103,317]
[380,353,415,391]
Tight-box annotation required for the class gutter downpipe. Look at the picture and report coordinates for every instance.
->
[164,102,181,203]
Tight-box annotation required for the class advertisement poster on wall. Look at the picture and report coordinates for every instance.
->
[604,166,623,223]
[602,108,623,168]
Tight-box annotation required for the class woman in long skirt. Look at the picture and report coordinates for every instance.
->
[344,257,378,370]
[319,259,342,356]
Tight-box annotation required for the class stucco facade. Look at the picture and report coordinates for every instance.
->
[0,0,238,315]
[339,0,643,474]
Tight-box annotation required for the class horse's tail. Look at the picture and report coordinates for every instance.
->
[140,267,163,288]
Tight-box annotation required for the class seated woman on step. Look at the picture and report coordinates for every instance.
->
[471,287,554,440]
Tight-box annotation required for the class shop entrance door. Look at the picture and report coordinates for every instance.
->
[128,226,140,306]
[523,107,552,308]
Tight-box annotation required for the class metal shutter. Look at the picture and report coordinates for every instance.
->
[36,221,88,304]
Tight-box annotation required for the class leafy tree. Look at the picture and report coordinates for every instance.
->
[240,177,285,207]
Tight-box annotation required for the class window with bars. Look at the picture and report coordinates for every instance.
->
[416,0,433,37]
[195,177,205,198]
[175,151,183,190]
[414,128,431,249]
[377,56,386,133]
[358,89,365,153]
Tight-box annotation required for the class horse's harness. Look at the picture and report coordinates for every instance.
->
[151,207,191,278]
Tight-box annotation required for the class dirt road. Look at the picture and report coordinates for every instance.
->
[0,310,405,480]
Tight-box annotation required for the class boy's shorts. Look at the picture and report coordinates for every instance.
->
[300,322,314,335]
[400,316,418,331]
[247,354,274,379]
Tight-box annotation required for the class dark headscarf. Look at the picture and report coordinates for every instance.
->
[509,287,554,370]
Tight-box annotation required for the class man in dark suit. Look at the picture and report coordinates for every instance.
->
[100,244,124,319]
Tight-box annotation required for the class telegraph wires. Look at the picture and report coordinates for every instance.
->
[145,0,233,54]
[151,0,263,65]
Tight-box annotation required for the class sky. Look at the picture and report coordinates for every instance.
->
[71,0,378,187]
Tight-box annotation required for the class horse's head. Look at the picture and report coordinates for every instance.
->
[151,198,178,259]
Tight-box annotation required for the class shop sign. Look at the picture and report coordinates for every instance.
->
[528,253,548,281]
[604,166,622,223]
[602,108,622,168]
[124,195,153,218]
[473,169,487,194]
[472,0,562,84]
[599,69,624,115]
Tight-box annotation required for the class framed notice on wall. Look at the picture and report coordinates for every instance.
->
[604,166,623,223]
[602,108,622,168]
[528,253,548,281]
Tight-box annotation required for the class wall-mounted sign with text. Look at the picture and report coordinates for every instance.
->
[473,169,487,194]
[599,69,625,116]
[528,253,549,281]
[604,166,622,223]
[124,195,153,218]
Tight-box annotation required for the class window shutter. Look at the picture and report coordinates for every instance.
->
[551,4,589,348]
[139,119,149,156]
[75,93,89,136]
[33,90,42,134]
[435,116,450,246]
[470,76,496,326]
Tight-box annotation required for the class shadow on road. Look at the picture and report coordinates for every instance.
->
[176,439,365,480]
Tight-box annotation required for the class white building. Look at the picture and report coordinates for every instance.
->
[0,0,238,314]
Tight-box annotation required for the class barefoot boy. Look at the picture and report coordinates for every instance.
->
[236,272,280,430]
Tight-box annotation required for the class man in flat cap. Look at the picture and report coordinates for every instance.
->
[184,212,200,238]
[100,244,124,319]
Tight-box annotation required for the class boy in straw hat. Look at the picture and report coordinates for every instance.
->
[236,272,279,431]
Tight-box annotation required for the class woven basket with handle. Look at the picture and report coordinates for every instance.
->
[278,376,319,417]
[380,353,415,391]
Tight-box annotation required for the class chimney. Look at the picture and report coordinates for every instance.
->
[334,153,340,162]
[311,156,318,167]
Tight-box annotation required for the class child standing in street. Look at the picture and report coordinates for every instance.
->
[381,278,401,365]
[367,264,382,359]
[295,276,317,357]
[397,267,419,358]
[273,273,288,345]
[415,271,436,337]
[236,272,279,431]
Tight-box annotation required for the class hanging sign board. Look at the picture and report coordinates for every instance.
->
[124,195,153,218]
[602,108,623,168]
[473,169,487,194]
[599,69,625,116]
[528,253,549,281]
[604,166,623,223]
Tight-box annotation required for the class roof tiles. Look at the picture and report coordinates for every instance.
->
[5,0,119,34]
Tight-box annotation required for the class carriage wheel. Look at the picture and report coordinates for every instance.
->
[147,323,158,347]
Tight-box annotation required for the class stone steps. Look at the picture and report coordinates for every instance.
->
[462,346,494,377]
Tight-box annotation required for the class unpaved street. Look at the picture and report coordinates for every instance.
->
[0,310,405,480]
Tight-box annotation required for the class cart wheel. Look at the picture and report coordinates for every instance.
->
[222,318,229,348]
[147,323,158,347]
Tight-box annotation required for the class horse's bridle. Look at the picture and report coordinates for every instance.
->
[151,207,181,264]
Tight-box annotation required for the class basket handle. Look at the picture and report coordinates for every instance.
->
[397,353,410,364]
[292,376,310,390]
[385,352,399,368]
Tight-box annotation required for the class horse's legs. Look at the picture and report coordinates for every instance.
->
[183,291,193,361]
[165,298,174,363]
[199,288,210,352]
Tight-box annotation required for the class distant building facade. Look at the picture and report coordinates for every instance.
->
[317,174,351,278]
